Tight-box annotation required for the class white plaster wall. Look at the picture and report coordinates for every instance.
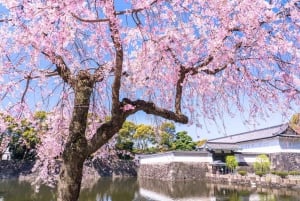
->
[238,137,283,153]
[139,152,212,164]
[173,155,213,163]
[235,154,258,163]
[139,154,174,164]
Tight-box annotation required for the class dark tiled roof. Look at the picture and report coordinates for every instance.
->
[205,142,240,151]
[208,124,289,143]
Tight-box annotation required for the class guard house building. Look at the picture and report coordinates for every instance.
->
[205,124,300,170]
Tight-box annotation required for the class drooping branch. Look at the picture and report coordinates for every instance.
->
[72,0,159,24]
[174,55,214,113]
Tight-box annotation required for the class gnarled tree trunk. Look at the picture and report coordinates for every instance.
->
[57,71,92,201]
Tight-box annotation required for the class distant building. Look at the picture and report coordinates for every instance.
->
[205,124,300,170]
[1,147,11,160]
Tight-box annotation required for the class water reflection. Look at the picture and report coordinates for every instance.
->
[0,178,300,201]
[138,179,300,201]
[79,178,138,201]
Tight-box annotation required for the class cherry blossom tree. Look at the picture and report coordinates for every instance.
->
[0,0,299,200]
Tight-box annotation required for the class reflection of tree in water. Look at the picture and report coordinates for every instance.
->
[257,192,299,201]
[0,180,55,201]
[138,178,211,198]
[213,187,248,201]
[79,177,138,201]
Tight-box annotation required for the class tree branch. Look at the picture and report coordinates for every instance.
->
[109,13,124,116]
[121,98,188,123]
[87,96,188,154]
[71,0,159,24]
[54,55,75,87]
[0,19,12,23]
[21,73,32,104]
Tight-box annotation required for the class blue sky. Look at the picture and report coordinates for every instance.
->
[128,105,299,141]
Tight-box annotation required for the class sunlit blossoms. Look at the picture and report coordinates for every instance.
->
[0,0,299,200]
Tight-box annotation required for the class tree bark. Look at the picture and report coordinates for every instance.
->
[57,153,85,201]
[57,70,93,201]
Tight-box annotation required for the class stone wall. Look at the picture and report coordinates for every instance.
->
[0,160,35,179]
[88,158,137,177]
[0,159,137,180]
[138,162,209,181]
[270,153,300,171]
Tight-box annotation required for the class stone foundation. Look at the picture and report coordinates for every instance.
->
[138,162,209,181]
[270,153,300,171]
[0,159,137,180]
[0,160,35,179]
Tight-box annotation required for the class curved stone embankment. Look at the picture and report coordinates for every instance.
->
[0,158,137,181]
[206,173,300,189]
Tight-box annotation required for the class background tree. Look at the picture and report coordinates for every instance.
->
[254,154,271,174]
[196,139,207,148]
[157,122,176,151]
[172,131,196,151]
[289,113,300,134]
[0,113,45,160]
[115,121,136,157]
[133,124,156,152]
[0,0,299,200]
[225,155,238,173]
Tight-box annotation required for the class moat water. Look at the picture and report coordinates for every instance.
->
[0,178,299,201]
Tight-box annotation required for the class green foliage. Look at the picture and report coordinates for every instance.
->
[196,139,207,147]
[172,131,196,151]
[133,124,156,150]
[157,122,176,151]
[226,155,238,172]
[115,121,136,158]
[275,171,289,178]
[237,170,247,176]
[255,171,266,177]
[253,154,270,174]
[0,112,47,160]
[34,111,47,121]
[289,171,300,176]
[160,122,176,135]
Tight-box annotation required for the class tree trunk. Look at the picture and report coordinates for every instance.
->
[57,71,93,201]
[57,150,86,201]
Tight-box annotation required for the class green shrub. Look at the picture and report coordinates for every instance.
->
[289,171,300,176]
[238,170,247,176]
[253,154,270,174]
[226,155,238,172]
[271,170,277,175]
[255,171,266,177]
[276,171,288,178]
